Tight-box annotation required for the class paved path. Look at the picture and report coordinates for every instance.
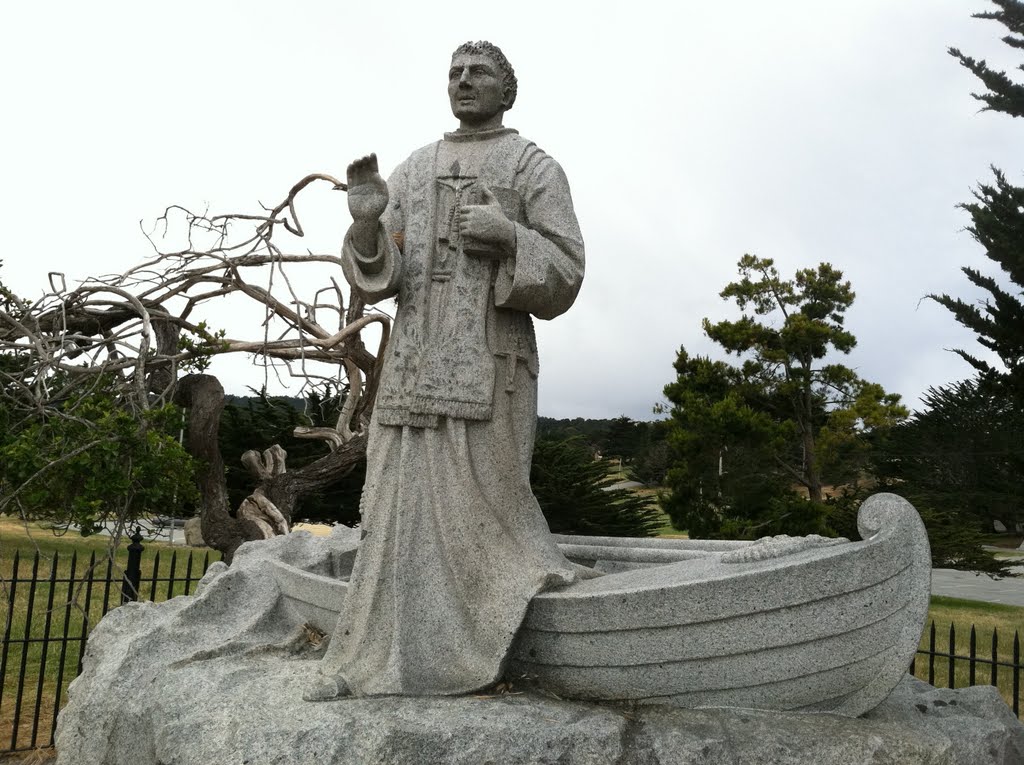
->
[931,566,1024,607]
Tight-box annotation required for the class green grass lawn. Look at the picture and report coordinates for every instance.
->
[625,486,679,538]
[652,508,683,537]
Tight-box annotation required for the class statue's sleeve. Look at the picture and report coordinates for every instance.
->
[340,163,406,305]
[493,147,585,321]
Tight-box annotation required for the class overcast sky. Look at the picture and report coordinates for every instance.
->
[2,1,1021,420]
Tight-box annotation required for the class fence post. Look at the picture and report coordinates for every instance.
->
[1014,631,1020,717]
[948,623,956,689]
[121,528,145,604]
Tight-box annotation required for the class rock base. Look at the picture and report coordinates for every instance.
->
[55,531,1024,764]
[58,654,1022,765]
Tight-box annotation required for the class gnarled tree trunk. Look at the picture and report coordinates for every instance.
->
[176,373,369,563]
[175,374,270,563]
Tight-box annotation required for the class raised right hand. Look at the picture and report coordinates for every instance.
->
[347,153,389,224]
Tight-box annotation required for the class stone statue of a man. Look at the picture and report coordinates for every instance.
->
[307,41,587,701]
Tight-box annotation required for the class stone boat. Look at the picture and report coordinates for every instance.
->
[270,492,930,717]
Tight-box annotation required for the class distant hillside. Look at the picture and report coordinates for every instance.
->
[221,400,651,436]
[221,399,658,462]
[537,416,619,445]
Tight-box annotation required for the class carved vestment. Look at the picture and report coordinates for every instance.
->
[320,127,586,695]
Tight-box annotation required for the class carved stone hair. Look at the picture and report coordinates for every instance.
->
[452,41,518,110]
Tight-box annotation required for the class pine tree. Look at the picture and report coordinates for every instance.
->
[875,379,1024,528]
[865,378,1020,573]
[949,1,1024,118]
[937,1,1024,401]
[531,436,662,537]
[661,256,906,538]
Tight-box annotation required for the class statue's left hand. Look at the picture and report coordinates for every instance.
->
[459,186,516,258]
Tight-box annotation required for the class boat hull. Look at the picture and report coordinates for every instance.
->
[270,492,930,716]
[510,493,931,716]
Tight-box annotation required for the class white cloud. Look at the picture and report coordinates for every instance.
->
[1,0,1020,419]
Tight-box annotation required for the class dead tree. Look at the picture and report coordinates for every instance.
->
[0,174,389,562]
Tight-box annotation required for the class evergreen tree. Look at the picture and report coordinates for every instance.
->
[536,416,614,454]
[601,416,648,464]
[876,379,1024,528]
[863,377,1021,573]
[949,1,1024,118]
[817,375,1022,574]
[628,420,672,486]
[938,2,1024,401]
[530,435,662,537]
[661,256,906,538]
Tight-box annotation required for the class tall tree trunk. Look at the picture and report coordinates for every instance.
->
[803,429,823,503]
[174,374,269,563]
[799,365,823,503]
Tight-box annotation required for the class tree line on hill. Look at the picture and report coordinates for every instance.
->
[537,415,672,486]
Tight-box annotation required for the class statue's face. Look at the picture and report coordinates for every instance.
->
[448,52,509,125]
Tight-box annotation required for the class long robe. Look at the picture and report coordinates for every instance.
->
[318,126,585,696]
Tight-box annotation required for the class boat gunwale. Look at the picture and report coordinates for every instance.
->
[524,541,920,634]
[551,534,754,552]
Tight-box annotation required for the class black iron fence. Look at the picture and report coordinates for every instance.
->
[0,535,219,753]
[0,541,1022,754]
[910,621,1021,716]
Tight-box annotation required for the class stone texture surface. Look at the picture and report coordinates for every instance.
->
[252,496,931,716]
[56,529,1023,764]
[328,128,587,697]
[512,493,932,717]
[57,642,1024,765]
[319,41,590,699]
[865,676,1024,765]
[55,528,361,765]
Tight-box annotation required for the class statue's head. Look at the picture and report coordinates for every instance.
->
[448,41,517,128]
